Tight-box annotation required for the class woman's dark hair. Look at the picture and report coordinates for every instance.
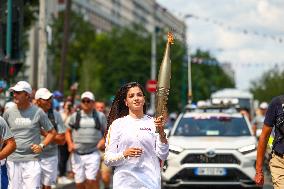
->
[105,82,147,137]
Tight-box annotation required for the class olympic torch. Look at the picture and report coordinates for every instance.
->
[155,32,174,133]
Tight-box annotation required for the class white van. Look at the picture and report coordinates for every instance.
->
[210,88,254,118]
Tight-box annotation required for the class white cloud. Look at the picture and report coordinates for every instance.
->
[157,0,284,90]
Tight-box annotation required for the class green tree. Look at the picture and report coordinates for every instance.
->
[91,26,152,100]
[250,67,284,102]
[89,26,187,111]
[49,11,96,93]
[191,49,235,102]
[49,11,234,111]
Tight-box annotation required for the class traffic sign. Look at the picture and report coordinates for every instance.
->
[146,80,157,93]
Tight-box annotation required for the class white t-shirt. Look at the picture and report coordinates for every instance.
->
[104,115,169,189]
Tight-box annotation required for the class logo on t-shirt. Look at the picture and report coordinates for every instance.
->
[140,127,151,131]
[15,118,32,126]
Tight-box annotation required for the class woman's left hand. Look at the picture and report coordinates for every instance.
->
[155,116,168,143]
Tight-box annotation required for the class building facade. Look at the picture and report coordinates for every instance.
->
[71,0,186,40]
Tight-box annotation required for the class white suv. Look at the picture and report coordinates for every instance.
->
[162,108,261,189]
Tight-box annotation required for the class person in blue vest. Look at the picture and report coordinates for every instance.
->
[66,91,106,189]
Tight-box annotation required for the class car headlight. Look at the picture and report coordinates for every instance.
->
[238,144,256,154]
[169,144,184,154]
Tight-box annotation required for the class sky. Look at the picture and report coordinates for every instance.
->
[156,0,284,90]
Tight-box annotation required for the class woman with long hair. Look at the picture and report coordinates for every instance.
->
[104,82,169,189]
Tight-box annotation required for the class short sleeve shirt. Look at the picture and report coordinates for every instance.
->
[67,110,106,154]
[0,117,14,150]
[3,105,53,161]
[264,95,284,153]
[40,110,66,158]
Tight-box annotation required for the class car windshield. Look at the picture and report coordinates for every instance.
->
[174,116,251,137]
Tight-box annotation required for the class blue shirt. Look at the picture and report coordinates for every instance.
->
[264,95,284,153]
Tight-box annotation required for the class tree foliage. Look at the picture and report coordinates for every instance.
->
[191,49,235,102]
[250,68,284,102]
[49,11,235,111]
[48,11,96,92]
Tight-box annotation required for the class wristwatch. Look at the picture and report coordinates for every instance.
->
[39,143,45,149]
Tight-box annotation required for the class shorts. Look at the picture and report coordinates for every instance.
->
[40,155,58,186]
[71,151,101,183]
[7,160,41,189]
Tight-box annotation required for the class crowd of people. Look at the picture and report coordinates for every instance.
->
[0,80,169,189]
[6,79,283,189]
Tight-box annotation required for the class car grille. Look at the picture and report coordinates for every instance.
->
[169,168,253,183]
[181,153,241,165]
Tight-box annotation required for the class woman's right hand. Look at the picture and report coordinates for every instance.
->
[123,147,143,158]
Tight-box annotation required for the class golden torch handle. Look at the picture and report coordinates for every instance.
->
[155,32,174,133]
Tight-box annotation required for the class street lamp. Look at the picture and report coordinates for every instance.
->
[184,14,194,105]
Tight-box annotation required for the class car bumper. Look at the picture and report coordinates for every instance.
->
[162,167,257,188]
[162,150,257,188]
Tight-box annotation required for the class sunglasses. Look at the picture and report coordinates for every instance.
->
[81,99,92,104]
[41,97,52,101]
[13,91,25,94]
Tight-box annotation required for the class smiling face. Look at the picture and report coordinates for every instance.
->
[124,86,145,113]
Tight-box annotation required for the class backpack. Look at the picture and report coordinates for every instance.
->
[47,108,58,131]
[69,109,104,136]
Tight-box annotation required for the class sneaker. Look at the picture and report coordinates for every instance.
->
[57,176,74,185]
[51,184,56,189]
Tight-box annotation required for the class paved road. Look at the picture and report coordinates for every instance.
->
[56,169,273,189]
[56,182,273,189]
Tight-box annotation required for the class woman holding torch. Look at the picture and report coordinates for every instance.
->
[104,82,169,189]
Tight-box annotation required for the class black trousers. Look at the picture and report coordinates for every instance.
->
[58,144,70,177]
